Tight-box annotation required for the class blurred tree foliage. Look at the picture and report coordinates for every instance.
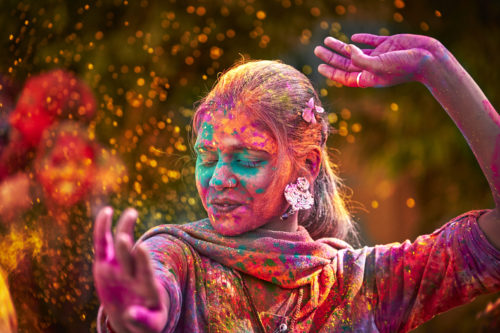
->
[0,0,499,332]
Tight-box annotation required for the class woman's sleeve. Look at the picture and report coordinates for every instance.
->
[369,210,500,332]
[97,233,189,333]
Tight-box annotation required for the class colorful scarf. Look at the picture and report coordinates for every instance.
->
[139,219,351,319]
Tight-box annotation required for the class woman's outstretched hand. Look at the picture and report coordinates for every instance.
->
[314,33,446,88]
[93,207,169,333]
[315,33,500,249]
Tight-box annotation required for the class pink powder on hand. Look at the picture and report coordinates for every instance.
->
[491,134,500,201]
[482,100,500,127]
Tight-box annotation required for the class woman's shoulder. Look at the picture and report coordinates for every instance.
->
[140,218,211,240]
[137,219,214,266]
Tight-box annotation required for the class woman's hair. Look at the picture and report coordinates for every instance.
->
[192,60,357,242]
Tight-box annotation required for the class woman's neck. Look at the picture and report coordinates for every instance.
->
[259,213,299,233]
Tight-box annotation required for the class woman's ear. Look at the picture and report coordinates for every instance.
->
[304,148,321,180]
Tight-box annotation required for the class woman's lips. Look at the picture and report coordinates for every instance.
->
[210,202,243,213]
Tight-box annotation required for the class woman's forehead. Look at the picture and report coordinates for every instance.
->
[195,109,277,154]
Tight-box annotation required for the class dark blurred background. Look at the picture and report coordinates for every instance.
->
[0,0,499,331]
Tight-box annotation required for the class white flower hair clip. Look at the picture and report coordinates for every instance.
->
[302,97,324,124]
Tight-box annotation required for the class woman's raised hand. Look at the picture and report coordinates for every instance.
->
[316,33,500,248]
[93,207,168,333]
[314,33,446,88]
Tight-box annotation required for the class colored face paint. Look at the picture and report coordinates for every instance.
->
[194,107,290,235]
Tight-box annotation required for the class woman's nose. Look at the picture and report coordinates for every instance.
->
[209,161,237,190]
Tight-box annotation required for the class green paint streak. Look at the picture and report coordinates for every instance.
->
[200,122,214,141]
[264,259,277,267]
[168,268,177,279]
[279,254,287,264]
[256,188,264,194]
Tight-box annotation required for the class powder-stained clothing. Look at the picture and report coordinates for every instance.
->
[98,210,500,332]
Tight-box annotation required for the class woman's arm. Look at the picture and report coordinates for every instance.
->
[416,44,500,248]
[364,211,500,331]
[314,33,500,248]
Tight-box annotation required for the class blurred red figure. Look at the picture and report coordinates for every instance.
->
[1,70,125,332]
[34,121,126,212]
[35,122,97,208]
[6,120,127,332]
[9,70,96,147]
[0,70,96,182]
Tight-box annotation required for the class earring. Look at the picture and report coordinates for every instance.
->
[281,177,314,220]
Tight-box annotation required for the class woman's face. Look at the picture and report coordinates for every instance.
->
[195,107,291,235]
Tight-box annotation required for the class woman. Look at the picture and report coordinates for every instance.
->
[94,33,500,332]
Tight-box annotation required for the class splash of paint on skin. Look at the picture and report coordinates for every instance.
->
[200,122,214,142]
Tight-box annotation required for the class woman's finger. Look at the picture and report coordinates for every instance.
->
[351,33,388,47]
[356,71,378,88]
[115,232,135,277]
[116,208,138,241]
[125,305,167,333]
[94,207,115,261]
[314,46,361,72]
[347,44,385,73]
[133,244,161,307]
[317,64,360,87]
[124,305,153,331]
[323,36,351,57]
[114,208,138,276]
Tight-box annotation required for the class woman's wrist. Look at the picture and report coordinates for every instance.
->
[478,208,500,250]
[416,41,457,87]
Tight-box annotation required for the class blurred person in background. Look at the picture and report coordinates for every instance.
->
[0,70,126,332]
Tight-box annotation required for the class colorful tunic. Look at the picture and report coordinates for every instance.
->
[98,210,500,332]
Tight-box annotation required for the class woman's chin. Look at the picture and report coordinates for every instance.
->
[208,216,256,236]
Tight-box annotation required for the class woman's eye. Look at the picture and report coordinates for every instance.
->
[202,160,217,166]
[196,155,217,167]
[238,160,262,168]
